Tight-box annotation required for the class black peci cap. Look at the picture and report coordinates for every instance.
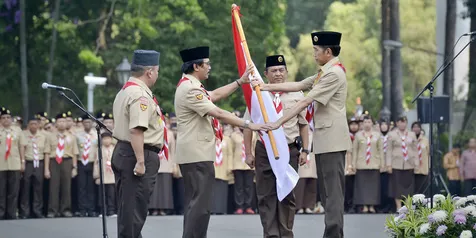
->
[180,46,210,63]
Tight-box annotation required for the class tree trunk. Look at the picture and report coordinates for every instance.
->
[463,1,476,130]
[20,0,28,126]
[444,0,456,150]
[45,0,61,115]
[389,0,404,121]
[381,0,391,120]
[443,0,456,96]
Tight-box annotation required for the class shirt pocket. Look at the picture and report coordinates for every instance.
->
[315,119,333,129]
[197,132,213,142]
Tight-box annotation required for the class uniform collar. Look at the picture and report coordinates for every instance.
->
[319,57,340,74]
[183,74,202,87]
[26,130,38,137]
[128,77,153,97]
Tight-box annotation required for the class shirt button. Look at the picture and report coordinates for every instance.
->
[205,136,208,140]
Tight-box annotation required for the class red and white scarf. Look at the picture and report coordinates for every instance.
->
[417,137,422,166]
[56,134,65,164]
[365,132,373,165]
[350,132,355,142]
[31,135,40,168]
[400,131,408,161]
[382,134,388,153]
[215,139,223,166]
[241,139,246,162]
[81,134,91,166]
[272,92,283,117]
[5,131,12,160]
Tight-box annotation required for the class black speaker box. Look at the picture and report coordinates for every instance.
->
[417,96,449,124]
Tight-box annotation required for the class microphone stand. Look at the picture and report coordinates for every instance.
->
[412,35,475,209]
[57,90,110,238]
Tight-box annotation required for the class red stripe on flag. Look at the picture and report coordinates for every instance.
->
[232,6,252,112]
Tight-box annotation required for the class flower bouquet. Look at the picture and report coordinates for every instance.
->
[385,194,476,238]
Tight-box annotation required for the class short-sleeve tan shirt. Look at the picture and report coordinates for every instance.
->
[174,74,218,164]
[112,77,164,148]
[20,130,50,161]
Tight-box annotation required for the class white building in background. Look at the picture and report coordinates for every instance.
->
[434,0,470,148]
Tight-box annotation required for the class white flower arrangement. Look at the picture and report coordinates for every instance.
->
[386,195,476,238]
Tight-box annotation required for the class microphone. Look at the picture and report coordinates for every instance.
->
[41,82,69,91]
[463,31,476,36]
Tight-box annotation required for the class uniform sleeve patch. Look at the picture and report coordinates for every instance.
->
[195,94,204,100]
[139,96,148,111]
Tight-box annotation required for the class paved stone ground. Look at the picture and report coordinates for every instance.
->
[0,214,390,237]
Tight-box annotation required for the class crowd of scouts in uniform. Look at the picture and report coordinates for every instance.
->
[1,105,476,221]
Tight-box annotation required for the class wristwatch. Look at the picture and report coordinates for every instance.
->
[243,119,250,129]
[302,149,310,154]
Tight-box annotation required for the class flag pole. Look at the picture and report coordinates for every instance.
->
[232,3,279,160]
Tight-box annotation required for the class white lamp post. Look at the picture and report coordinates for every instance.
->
[116,57,131,85]
[84,73,107,113]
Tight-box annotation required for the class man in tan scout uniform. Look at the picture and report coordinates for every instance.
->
[259,31,351,238]
[174,46,263,238]
[244,54,309,238]
[76,114,98,217]
[19,117,50,219]
[112,50,163,238]
[411,121,430,195]
[0,107,23,220]
[47,112,79,218]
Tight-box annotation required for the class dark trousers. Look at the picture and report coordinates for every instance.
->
[180,161,215,238]
[295,178,318,209]
[344,175,355,212]
[464,179,476,196]
[255,142,298,238]
[232,170,254,210]
[48,157,73,215]
[316,151,346,238]
[0,170,21,219]
[173,177,185,215]
[449,180,462,197]
[98,184,116,215]
[112,142,159,238]
[78,162,95,213]
[20,161,44,217]
[378,172,393,213]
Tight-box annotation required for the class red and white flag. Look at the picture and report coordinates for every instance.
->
[232,6,299,201]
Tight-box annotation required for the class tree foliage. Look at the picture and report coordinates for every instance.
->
[0,0,286,116]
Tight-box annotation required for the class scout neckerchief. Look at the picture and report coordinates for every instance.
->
[105,146,113,173]
[177,77,223,141]
[399,131,409,162]
[350,132,356,142]
[5,130,12,160]
[417,136,422,166]
[271,91,284,117]
[82,133,91,166]
[215,139,223,166]
[382,134,388,153]
[306,62,346,129]
[154,97,169,161]
[122,81,169,160]
[241,138,246,162]
[364,131,372,165]
[56,134,65,164]
[30,135,40,168]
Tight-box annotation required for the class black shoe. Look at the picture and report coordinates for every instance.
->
[34,214,45,219]
[74,212,82,217]
[62,211,73,217]
[47,213,55,218]
[88,212,98,217]
[19,215,28,219]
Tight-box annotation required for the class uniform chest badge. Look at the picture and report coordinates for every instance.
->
[196,94,204,100]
